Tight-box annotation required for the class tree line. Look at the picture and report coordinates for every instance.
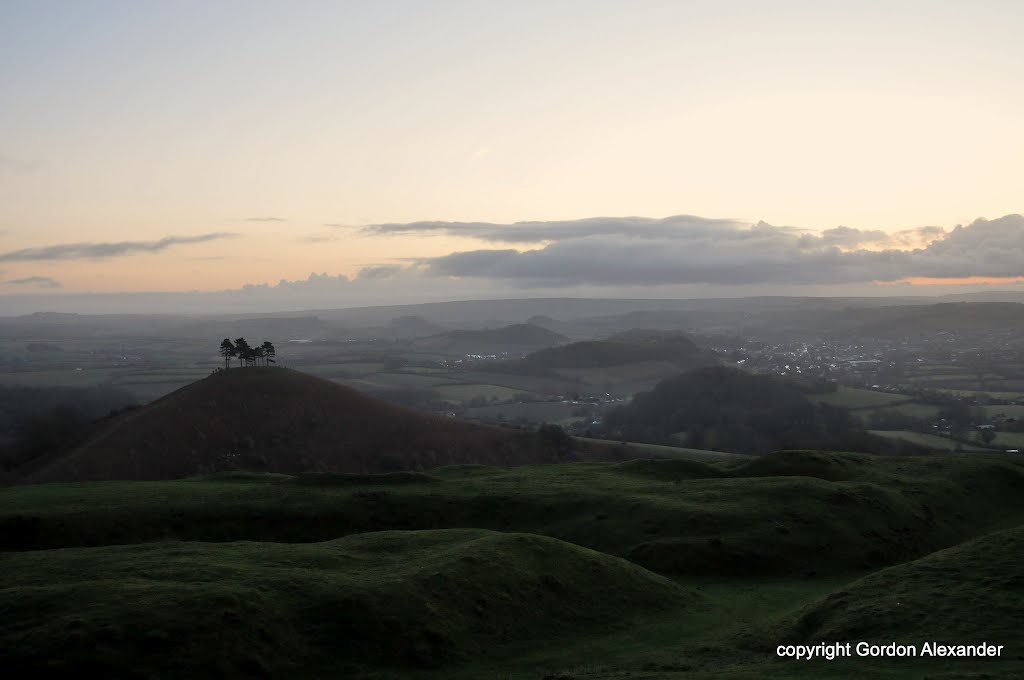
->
[219,338,276,368]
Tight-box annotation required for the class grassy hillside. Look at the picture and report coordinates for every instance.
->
[0,529,690,678]
[6,452,1024,577]
[17,368,619,483]
[763,524,1024,678]
[786,523,1024,644]
[3,450,1023,678]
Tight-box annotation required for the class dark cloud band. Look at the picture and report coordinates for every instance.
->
[363,214,751,243]
[414,215,1024,287]
[0,233,237,263]
[4,276,61,288]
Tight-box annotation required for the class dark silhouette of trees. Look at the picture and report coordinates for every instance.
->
[219,338,276,368]
[219,339,237,369]
[604,366,861,454]
[261,341,276,365]
[538,423,573,458]
[233,338,252,367]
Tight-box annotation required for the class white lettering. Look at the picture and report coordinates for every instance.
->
[856,642,917,657]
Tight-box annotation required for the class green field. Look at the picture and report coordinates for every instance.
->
[809,386,911,409]
[4,451,1024,678]
[305,361,388,376]
[435,383,536,404]
[457,370,578,394]
[980,404,1024,419]
[981,431,1024,449]
[932,388,1024,400]
[869,429,987,451]
[356,372,457,389]
[867,400,942,419]
[0,368,119,387]
[464,400,580,424]
[586,437,751,462]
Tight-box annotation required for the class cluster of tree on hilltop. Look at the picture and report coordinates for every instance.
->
[603,366,927,455]
[218,338,276,369]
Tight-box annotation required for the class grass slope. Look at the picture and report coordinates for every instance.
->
[0,529,689,678]
[786,523,1024,644]
[758,524,1024,679]
[6,452,1024,578]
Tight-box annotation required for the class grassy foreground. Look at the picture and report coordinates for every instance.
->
[2,450,1023,678]
[1,529,691,677]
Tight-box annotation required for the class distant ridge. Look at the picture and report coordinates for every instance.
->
[412,323,568,354]
[22,368,606,483]
[511,332,715,372]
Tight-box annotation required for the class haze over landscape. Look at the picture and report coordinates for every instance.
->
[2,2,1024,679]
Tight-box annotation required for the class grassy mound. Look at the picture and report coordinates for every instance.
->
[610,457,726,480]
[0,529,690,678]
[284,470,440,486]
[734,450,875,481]
[5,452,1024,578]
[785,523,1024,646]
[20,367,626,483]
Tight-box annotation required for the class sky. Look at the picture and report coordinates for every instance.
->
[1,0,1023,312]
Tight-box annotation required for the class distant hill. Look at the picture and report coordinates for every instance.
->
[412,323,568,355]
[385,315,448,338]
[20,368,609,483]
[604,366,926,455]
[490,331,718,394]
[835,302,1024,338]
[513,331,711,371]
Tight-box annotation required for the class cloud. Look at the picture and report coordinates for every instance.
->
[250,272,350,292]
[243,217,286,222]
[362,214,750,243]
[5,276,61,288]
[298,234,338,243]
[0,155,42,174]
[323,223,355,229]
[0,233,237,263]
[356,265,403,280]
[796,226,889,249]
[412,215,1024,287]
[886,225,947,249]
